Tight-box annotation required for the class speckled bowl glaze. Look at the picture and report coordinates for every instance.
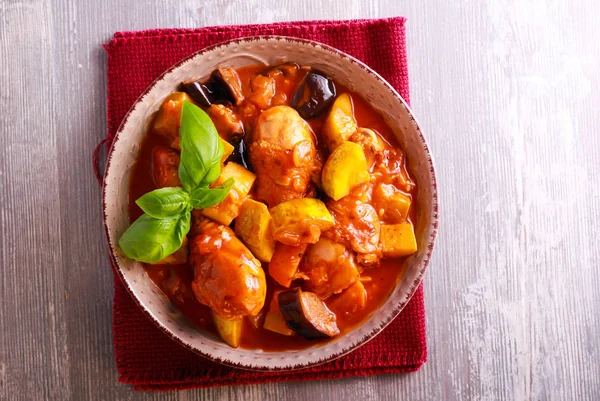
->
[102,36,438,371]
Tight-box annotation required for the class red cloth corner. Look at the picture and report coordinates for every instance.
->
[104,17,426,391]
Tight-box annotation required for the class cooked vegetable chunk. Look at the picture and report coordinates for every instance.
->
[380,223,418,257]
[373,183,411,223]
[248,74,275,110]
[290,71,336,119]
[250,106,318,207]
[152,237,189,265]
[225,137,251,171]
[215,67,245,105]
[220,137,234,164]
[326,196,381,267]
[268,243,307,287]
[153,92,191,143]
[329,280,367,314]
[202,162,256,225]
[246,309,266,329]
[235,199,275,262]
[349,127,386,169]
[263,291,294,336]
[207,104,244,140]
[300,237,360,298]
[270,198,334,246]
[322,93,357,150]
[152,146,182,188]
[213,314,242,348]
[182,67,244,107]
[322,141,370,201]
[190,220,266,320]
[278,288,340,339]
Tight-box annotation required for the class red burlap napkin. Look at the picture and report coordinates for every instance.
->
[103,17,426,391]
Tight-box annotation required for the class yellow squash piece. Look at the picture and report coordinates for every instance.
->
[263,292,294,336]
[153,92,191,138]
[235,199,276,262]
[330,280,367,314]
[268,243,307,288]
[212,313,243,348]
[220,138,234,164]
[380,223,418,257]
[321,141,370,201]
[203,162,256,226]
[270,198,335,246]
[373,183,412,223]
[322,93,358,150]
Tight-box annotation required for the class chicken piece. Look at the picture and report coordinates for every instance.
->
[300,237,360,298]
[249,106,318,207]
[152,146,182,188]
[325,196,382,267]
[206,104,244,140]
[190,220,266,320]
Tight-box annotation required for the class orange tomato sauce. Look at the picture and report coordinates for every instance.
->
[128,64,417,351]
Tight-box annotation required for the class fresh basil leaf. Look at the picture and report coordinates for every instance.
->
[178,101,224,191]
[190,178,235,209]
[135,187,191,219]
[118,212,191,264]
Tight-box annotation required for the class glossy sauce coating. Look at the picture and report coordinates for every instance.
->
[129,64,418,351]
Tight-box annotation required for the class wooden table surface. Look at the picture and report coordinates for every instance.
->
[2,0,599,400]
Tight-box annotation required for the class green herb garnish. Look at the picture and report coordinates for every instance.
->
[118,101,233,263]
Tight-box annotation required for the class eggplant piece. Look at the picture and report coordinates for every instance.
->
[181,67,244,107]
[278,288,340,339]
[225,137,252,171]
[291,71,336,120]
[181,81,211,107]
[215,67,244,105]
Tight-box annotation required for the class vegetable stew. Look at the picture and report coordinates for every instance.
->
[125,63,418,351]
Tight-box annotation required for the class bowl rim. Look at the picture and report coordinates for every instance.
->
[102,35,439,371]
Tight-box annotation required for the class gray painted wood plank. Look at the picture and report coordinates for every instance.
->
[1,0,599,400]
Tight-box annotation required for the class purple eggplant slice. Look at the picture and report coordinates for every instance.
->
[290,71,336,120]
[181,67,244,107]
[225,137,252,171]
[181,81,212,107]
[278,288,340,339]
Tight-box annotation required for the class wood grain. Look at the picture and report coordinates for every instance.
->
[1,0,599,399]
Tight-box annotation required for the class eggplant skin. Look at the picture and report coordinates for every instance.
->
[291,71,336,120]
[278,288,340,340]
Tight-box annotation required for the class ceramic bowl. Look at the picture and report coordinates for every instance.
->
[102,36,438,371]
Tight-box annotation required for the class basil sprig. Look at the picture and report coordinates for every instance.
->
[118,101,233,263]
